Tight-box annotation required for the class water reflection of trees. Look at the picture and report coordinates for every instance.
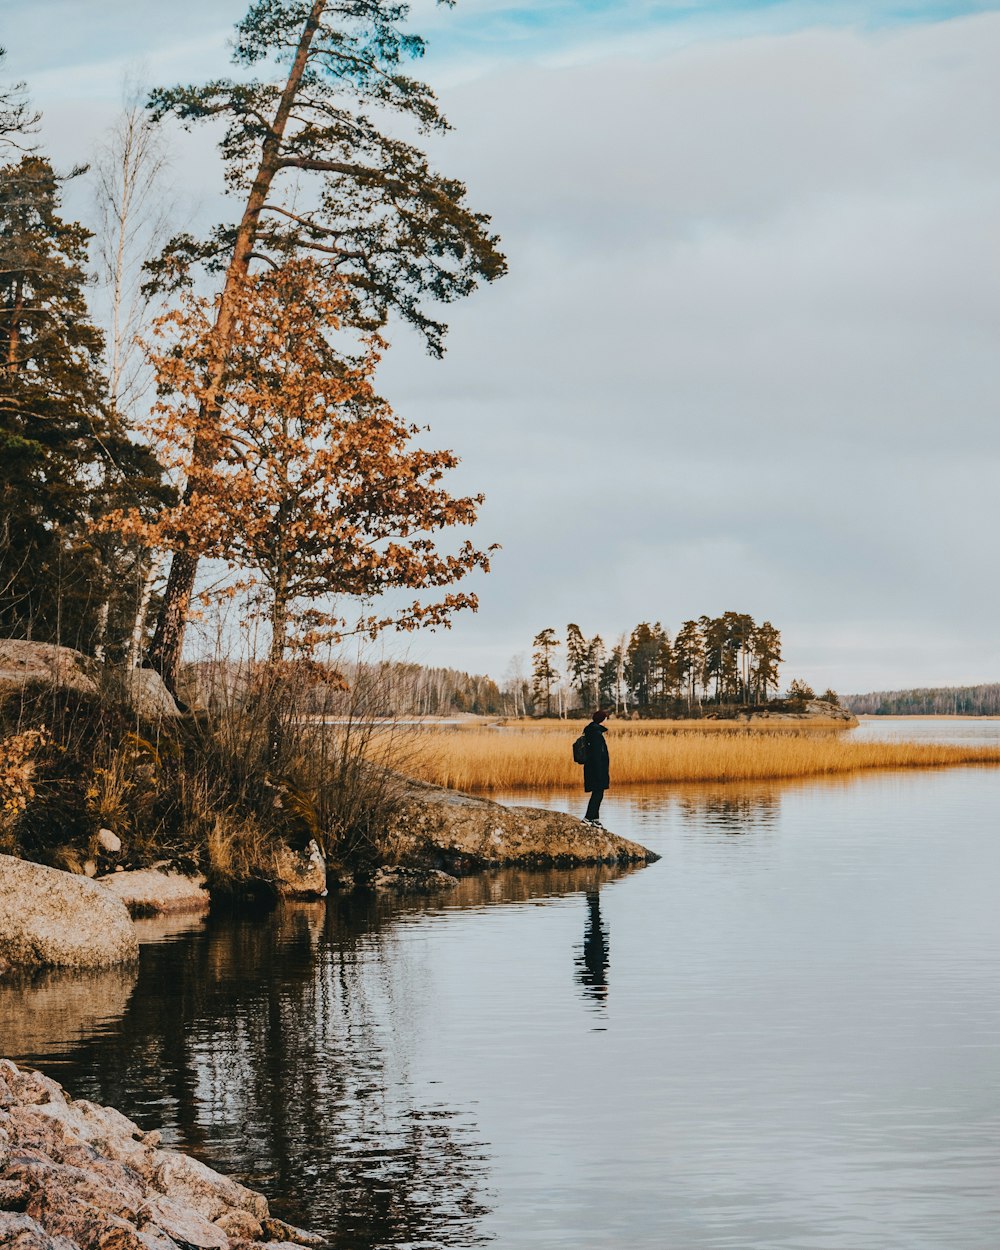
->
[12,864,642,1250]
[674,784,782,835]
[17,899,490,1249]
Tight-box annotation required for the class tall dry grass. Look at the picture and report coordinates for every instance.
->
[403,723,1000,792]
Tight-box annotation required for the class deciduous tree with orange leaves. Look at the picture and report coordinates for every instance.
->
[107,262,494,663]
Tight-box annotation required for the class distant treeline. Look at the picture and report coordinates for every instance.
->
[845,684,1000,717]
[183,659,504,718]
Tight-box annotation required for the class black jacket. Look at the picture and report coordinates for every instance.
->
[583,721,610,793]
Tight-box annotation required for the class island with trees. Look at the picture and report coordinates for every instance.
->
[522,616,846,721]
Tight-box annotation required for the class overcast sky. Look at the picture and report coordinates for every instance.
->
[4,0,1000,693]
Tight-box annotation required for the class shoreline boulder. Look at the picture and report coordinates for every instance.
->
[96,868,211,918]
[0,1060,321,1248]
[0,856,138,973]
[391,781,659,873]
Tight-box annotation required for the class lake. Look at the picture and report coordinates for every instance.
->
[3,718,1000,1248]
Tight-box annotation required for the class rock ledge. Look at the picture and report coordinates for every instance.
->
[0,1059,322,1249]
[393,781,659,872]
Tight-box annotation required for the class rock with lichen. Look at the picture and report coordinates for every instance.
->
[0,1060,322,1249]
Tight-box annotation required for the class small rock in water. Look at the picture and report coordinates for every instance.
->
[96,868,210,917]
[370,866,459,893]
[273,839,327,899]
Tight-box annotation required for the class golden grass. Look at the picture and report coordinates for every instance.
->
[400,723,1000,792]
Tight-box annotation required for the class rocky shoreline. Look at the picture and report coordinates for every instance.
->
[0,782,658,973]
[0,1059,321,1249]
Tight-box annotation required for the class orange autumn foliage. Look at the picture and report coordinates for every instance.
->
[106,264,494,659]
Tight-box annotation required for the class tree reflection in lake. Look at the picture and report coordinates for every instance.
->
[6,864,642,1249]
[10,896,492,1248]
[675,784,782,835]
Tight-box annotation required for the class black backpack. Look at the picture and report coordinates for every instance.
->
[572,734,588,765]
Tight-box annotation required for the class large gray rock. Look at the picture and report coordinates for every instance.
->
[96,868,210,917]
[391,781,659,871]
[0,639,180,719]
[123,667,181,718]
[0,856,139,972]
[0,640,98,697]
[0,1060,320,1248]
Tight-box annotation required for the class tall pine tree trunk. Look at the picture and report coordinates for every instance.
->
[148,0,327,692]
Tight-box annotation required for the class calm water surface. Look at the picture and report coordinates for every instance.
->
[851,715,1000,746]
[3,720,1000,1248]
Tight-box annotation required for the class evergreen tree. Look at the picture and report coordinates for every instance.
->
[751,621,782,702]
[531,628,559,717]
[0,156,163,650]
[727,611,756,703]
[699,614,725,703]
[565,623,589,710]
[598,645,619,710]
[625,622,665,710]
[653,630,677,708]
[586,633,605,711]
[144,0,507,689]
[674,619,704,709]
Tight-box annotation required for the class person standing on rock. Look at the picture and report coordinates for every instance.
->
[582,709,611,827]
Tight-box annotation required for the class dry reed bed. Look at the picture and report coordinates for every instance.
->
[401,726,1000,792]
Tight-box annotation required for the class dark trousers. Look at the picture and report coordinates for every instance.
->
[585,789,604,821]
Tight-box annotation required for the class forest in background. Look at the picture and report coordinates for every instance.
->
[845,684,1000,716]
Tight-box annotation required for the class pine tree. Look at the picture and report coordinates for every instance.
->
[0,156,163,650]
[674,619,704,710]
[751,621,782,702]
[586,633,605,711]
[531,628,559,717]
[144,0,507,689]
[598,646,618,711]
[565,623,589,711]
[625,622,665,711]
[653,630,677,709]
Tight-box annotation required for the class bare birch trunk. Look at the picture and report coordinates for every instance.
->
[126,552,163,670]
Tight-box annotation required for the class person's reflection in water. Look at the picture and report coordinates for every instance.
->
[575,889,610,1011]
